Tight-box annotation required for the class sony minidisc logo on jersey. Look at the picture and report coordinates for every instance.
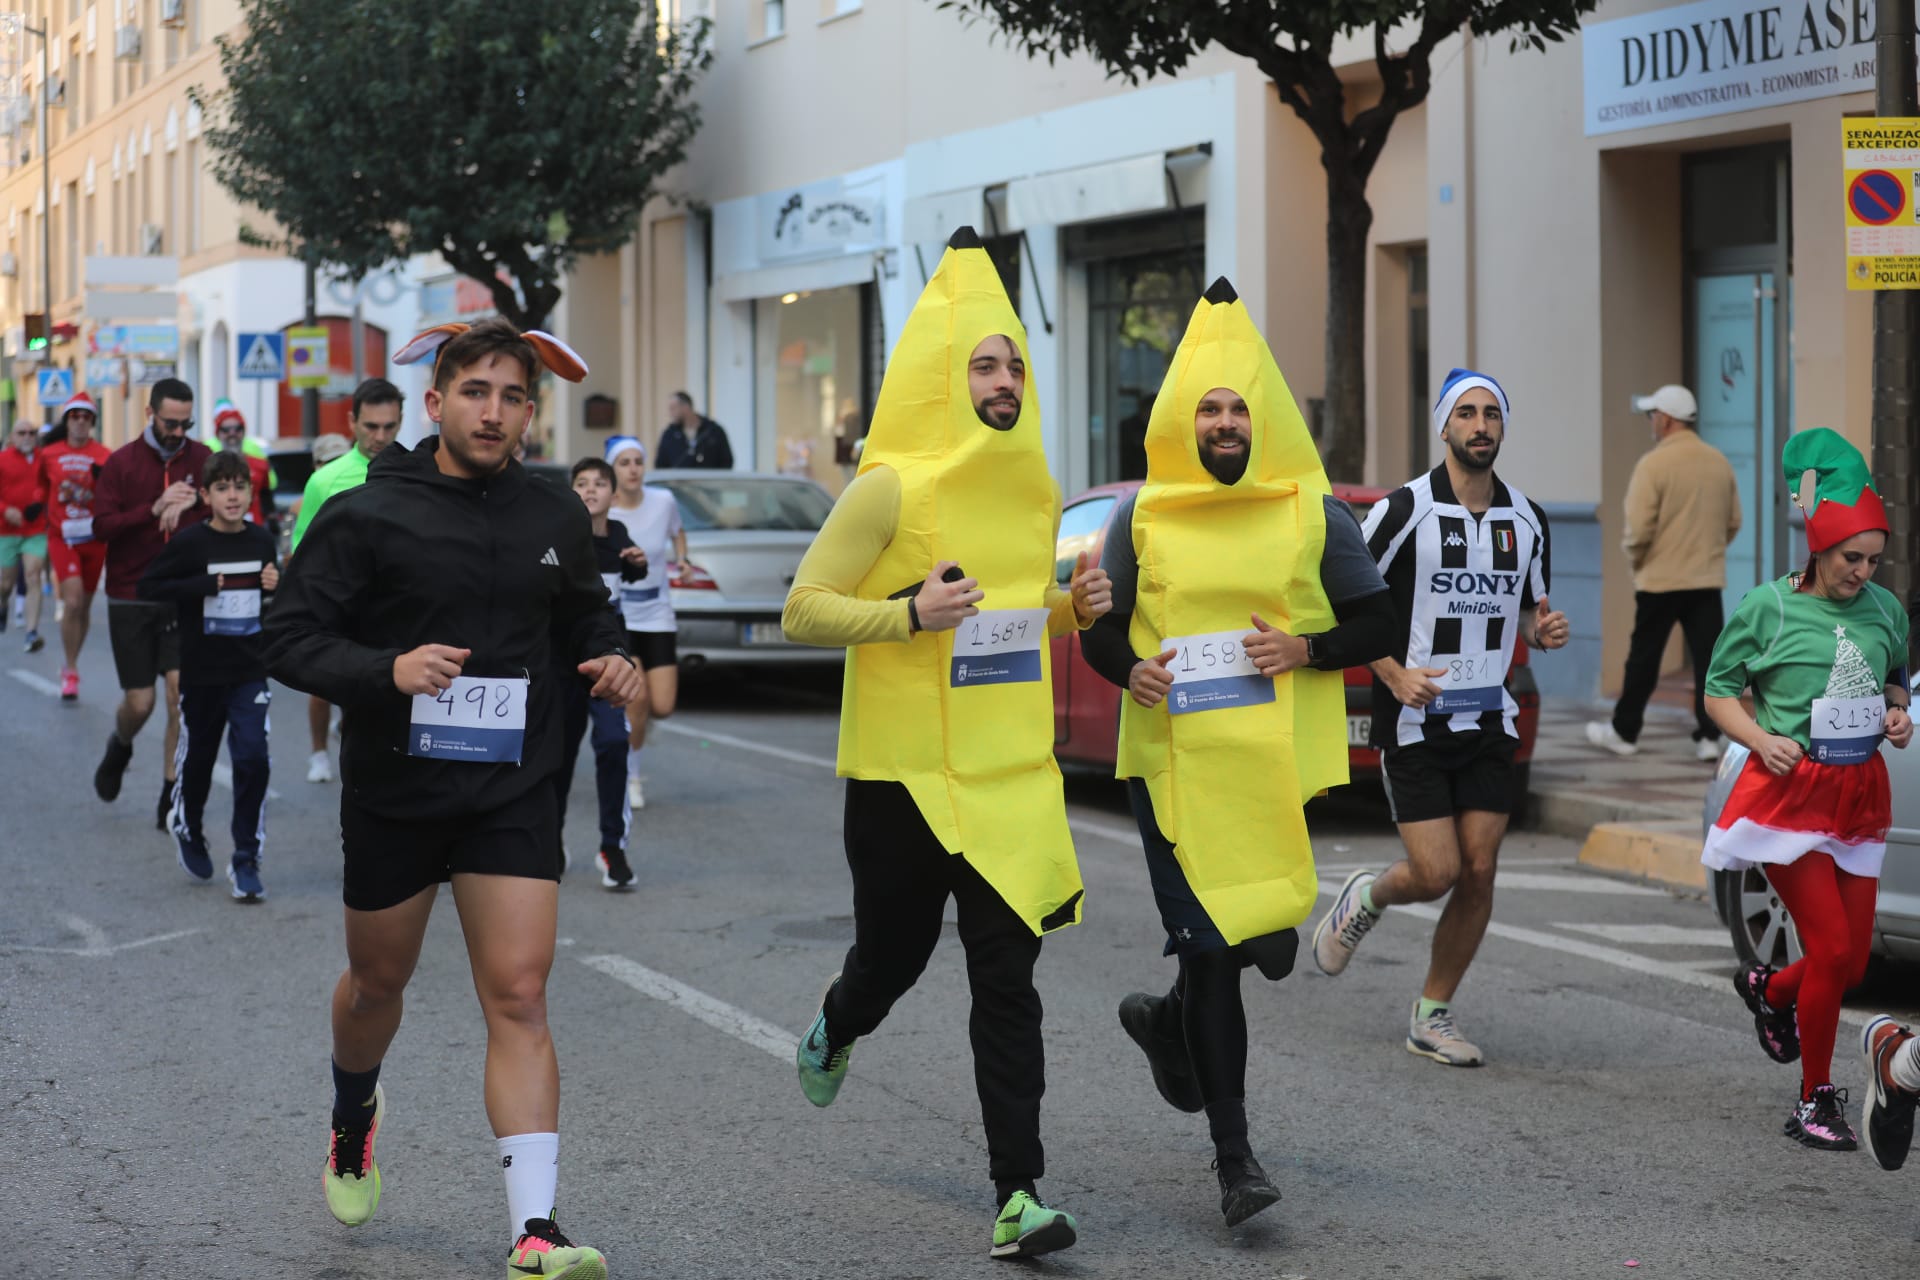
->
[1431,571,1523,615]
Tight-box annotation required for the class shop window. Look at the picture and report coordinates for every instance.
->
[758,281,872,496]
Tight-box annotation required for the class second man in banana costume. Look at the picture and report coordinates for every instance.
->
[1081,278,1395,1226]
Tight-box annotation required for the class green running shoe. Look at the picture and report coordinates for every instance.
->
[505,1216,607,1278]
[796,991,854,1108]
[323,1084,384,1226]
[990,1190,1077,1260]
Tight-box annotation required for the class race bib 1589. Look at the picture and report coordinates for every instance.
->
[408,676,529,763]
[950,608,1048,688]
[1166,629,1274,715]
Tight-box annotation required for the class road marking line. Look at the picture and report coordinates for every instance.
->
[9,668,60,696]
[1494,872,1666,896]
[581,953,797,1061]
[1553,923,1736,947]
[1,912,203,957]
[657,717,1142,847]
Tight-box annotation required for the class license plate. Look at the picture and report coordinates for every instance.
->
[742,622,786,646]
[1346,715,1371,748]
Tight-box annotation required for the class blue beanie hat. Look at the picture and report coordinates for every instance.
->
[1433,368,1510,435]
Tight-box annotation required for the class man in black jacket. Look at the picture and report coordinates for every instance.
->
[654,391,733,469]
[266,319,639,1278]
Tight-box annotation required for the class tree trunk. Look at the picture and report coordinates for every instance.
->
[1321,168,1373,483]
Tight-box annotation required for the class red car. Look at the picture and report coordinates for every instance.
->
[1049,481,1540,801]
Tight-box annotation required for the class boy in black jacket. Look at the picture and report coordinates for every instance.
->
[554,456,649,890]
[138,450,278,901]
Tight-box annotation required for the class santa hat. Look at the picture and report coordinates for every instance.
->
[57,391,98,425]
[393,322,588,383]
[604,435,645,463]
[1785,428,1888,553]
[212,398,246,431]
[1433,368,1511,435]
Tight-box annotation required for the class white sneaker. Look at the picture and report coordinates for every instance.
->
[1695,738,1724,762]
[1584,721,1638,757]
[627,774,646,810]
[1407,1003,1485,1067]
[1311,869,1380,976]
[307,750,334,783]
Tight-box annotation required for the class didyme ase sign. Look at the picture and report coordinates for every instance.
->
[1583,0,1892,136]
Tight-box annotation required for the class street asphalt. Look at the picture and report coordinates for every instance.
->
[3,607,1917,1278]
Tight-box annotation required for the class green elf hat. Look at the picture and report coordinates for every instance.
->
[1784,427,1888,553]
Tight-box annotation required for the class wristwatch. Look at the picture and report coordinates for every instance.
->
[1304,633,1323,666]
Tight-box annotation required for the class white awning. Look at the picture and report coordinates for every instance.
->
[1004,152,1171,232]
[711,251,878,305]
[902,188,988,245]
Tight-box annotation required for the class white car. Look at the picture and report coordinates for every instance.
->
[648,469,842,668]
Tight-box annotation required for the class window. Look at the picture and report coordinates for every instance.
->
[1054,496,1116,583]
[182,136,197,253]
[1406,245,1428,472]
[655,476,833,532]
[762,0,784,38]
[821,0,859,16]
[64,180,77,299]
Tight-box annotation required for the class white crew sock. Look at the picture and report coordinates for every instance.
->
[1892,1038,1920,1095]
[627,746,644,779]
[497,1132,559,1242]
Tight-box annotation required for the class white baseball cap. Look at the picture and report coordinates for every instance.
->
[1632,384,1697,423]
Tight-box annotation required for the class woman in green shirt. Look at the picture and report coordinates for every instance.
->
[1702,428,1912,1153]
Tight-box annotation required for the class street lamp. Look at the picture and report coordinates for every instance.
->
[0,12,52,387]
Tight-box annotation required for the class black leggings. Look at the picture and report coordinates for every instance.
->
[1171,947,1247,1106]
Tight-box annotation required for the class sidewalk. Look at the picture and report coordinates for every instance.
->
[1524,675,1720,893]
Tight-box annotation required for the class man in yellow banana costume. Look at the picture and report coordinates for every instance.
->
[780,227,1111,1261]
[1080,278,1395,1227]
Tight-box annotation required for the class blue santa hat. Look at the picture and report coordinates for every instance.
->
[604,435,646,463]
[1433,368,1510,435]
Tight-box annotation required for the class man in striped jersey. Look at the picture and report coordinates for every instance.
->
[1309,368,1570,1066]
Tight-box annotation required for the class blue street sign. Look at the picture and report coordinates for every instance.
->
[236,331,285,381]
[36,368,73,404]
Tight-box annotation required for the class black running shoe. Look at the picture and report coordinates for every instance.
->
[1784,1084,1859,1151]
[1863,1016,1918,1171]
[1214,1147,1282,1227]
[93,733,132,802]
[596,847,635,891]
[1118,992,1203,1113]
[1733,964,1799,1063]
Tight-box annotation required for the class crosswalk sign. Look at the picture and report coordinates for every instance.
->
[237,331,285,381]
[36,368,73,404]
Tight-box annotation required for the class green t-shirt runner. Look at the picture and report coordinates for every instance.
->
[290,445,372,554]
[1704,575,1907,753]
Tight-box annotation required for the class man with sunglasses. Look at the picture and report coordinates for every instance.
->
[211,399,274,527]
[91,378,211,829]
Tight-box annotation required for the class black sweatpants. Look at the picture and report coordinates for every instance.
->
[1612,587,1724,743]
[824,778,1046,1186]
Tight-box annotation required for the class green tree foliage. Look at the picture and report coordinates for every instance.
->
[937,0,1596,480]
[199,0,711,331]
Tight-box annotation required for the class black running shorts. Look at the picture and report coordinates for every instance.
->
[1380,731,1519,825]
[107,600,181,691]
[627,629,677,671]
[340,784,560,912]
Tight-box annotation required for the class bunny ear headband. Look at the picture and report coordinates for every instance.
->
[393,322,589,383]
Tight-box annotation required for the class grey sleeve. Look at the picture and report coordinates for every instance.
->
[1100,493,1142,616]
[1320,494,1388,604]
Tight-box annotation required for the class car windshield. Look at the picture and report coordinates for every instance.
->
[657,477,834,532]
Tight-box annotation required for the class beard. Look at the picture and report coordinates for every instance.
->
[1448,434,1500,472]
[1200,440,1249,485]
[974,396,1020,431]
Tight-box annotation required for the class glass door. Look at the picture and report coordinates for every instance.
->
[1693,272,1776,617]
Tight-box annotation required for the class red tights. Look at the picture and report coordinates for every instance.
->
[1761,852,1878,1099]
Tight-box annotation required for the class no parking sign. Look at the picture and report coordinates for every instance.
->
[1844,118,1920,291]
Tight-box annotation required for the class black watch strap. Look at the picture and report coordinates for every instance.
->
[907,598,922,633]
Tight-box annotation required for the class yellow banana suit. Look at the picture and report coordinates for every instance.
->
[1116,279,1347,945]
[836,229,1084,936]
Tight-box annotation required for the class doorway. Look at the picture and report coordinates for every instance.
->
[1684,143,1792,617]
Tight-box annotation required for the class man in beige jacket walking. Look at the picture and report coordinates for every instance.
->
[1587,385,1740,761]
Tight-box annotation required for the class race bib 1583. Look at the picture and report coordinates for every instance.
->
[1166,629,1275,715]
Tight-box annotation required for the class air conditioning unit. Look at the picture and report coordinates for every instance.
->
[115,25,141,61]
[0,253,17,278]
[139,222,163,255]
[159,0,186,28]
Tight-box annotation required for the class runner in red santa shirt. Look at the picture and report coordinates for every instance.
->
[39,392,113,699]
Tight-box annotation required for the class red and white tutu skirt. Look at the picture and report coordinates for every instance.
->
[1701,752,1889,878]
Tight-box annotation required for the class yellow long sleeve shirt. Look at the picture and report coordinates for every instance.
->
[782,465,1085,646]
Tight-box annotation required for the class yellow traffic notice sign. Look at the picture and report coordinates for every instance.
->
[288,326,330,389]
[1844,118,1920,291]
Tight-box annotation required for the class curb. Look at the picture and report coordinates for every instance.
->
[1575,818,1707,893]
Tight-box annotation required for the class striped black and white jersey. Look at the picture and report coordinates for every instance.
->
[1361,464,1550,748]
